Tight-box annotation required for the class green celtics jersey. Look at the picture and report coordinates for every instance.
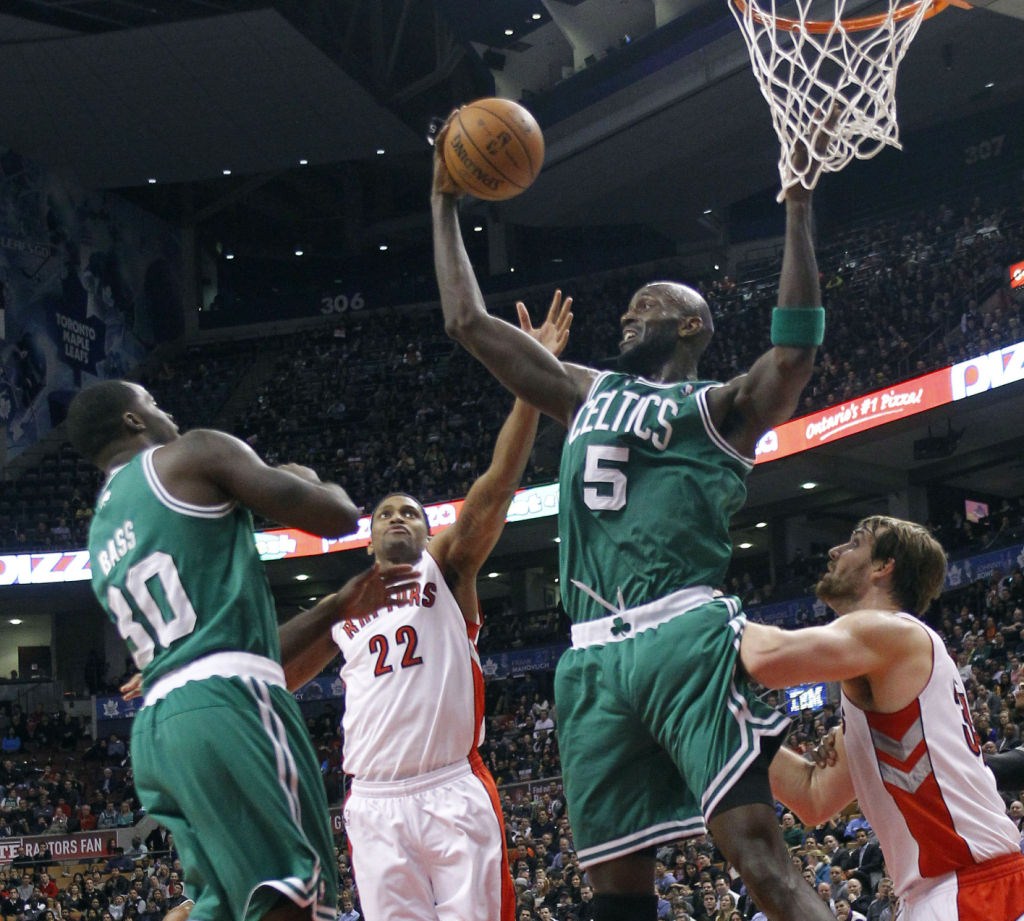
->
[558,372,753,623]
[88,446,281,685]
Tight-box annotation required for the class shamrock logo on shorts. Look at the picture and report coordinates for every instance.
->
[610,617,631,637]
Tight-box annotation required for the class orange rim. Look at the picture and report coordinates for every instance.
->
[732,0,971,34]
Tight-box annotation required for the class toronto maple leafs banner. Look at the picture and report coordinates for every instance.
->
[944,543,1024,591]
[478,644,568,680]
[0,147,182,460]
[95,694,143,722]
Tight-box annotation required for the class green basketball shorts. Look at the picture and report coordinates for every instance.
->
[554,593,789,867]
[131,674,337,921]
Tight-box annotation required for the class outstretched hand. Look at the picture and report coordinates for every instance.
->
[430,111,463,198]
[516,290,574,358]
[787,104,840,202]
[334,562,421,621]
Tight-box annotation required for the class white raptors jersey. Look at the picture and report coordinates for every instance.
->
[332,551,485,782]
[841,613,1019,898]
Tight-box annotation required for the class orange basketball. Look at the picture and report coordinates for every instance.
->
[442,98,545,201]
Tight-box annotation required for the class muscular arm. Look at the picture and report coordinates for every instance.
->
[740,611,912,689]
[431,158,592,427]
[156,429,360,537]
[707,188,820,457]
[769,732,857,827]
[431,297,570,608]
[430,398,539,581]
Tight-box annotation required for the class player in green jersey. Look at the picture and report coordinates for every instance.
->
[431,127,834,921]
[66,380,361,921]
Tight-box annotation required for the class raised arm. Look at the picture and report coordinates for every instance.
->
[431,294,571,585]
[431,143,593,428]
[156,429,360,537]
[707,120,835,457]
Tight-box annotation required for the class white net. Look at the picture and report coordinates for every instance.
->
[729,0,948,200]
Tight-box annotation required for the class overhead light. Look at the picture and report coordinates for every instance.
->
[801,481,818,490]
[714,264,720,270]
[379,244,389,252]
[985,82,995,89]
[294,249,304,257]
[147,178,157,184]
[703,208,713,215]
[299,158,308,165]
[473,225,483,232]
[755,521,768,529]
[225,253,235,260]
[738,542,754,549]
[222,168,232,176]
[504,28,514,36]
[294,574,310,582]
[553,577,559,583]
[376,148,386,155]
[553,537,561,543]
[9,619,22,625]
[532,13,542,20]
[487,572,500,579]
[510,266,515,272]
[308,597,317,602]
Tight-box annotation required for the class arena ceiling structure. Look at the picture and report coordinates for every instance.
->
[0,0,1022,262]
[2,0,1024,618]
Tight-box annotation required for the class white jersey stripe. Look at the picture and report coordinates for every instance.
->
[142,447,235,518]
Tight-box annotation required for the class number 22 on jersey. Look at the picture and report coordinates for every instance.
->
[369,626,424,677]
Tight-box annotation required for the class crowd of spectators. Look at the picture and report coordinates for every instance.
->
[1,165,1024,918]
[3,531,1024,920]
[0,183,1021,553]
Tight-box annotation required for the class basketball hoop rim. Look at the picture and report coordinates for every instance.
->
[731,0,971,34]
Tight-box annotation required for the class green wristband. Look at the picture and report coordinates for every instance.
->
[770,307,825,347]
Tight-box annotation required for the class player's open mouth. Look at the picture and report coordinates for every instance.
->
[621,329,638,343]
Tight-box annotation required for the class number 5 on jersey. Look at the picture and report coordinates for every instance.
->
[583,445,629,511]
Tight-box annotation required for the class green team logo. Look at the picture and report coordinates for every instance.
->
[610,617,632,637]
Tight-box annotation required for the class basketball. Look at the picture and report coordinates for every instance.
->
[442,98,545,201]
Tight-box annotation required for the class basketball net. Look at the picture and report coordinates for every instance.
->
[729,0,967,200]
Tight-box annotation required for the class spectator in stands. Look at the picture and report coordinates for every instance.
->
[864,878,896,921]
[845,877,871,916]
[61,884,86,921]
[45,810,68,836]
[105,737,125,765]
[20,887,47,921]
[337,894,359,921]
[779,813,805,848]
[102,867,130,899]
[124,837,146,863]
[95,771,120,803]
[115,803,134,828]
[2,729,22,755]
[95,804,117,831]
[73,804,96,833]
